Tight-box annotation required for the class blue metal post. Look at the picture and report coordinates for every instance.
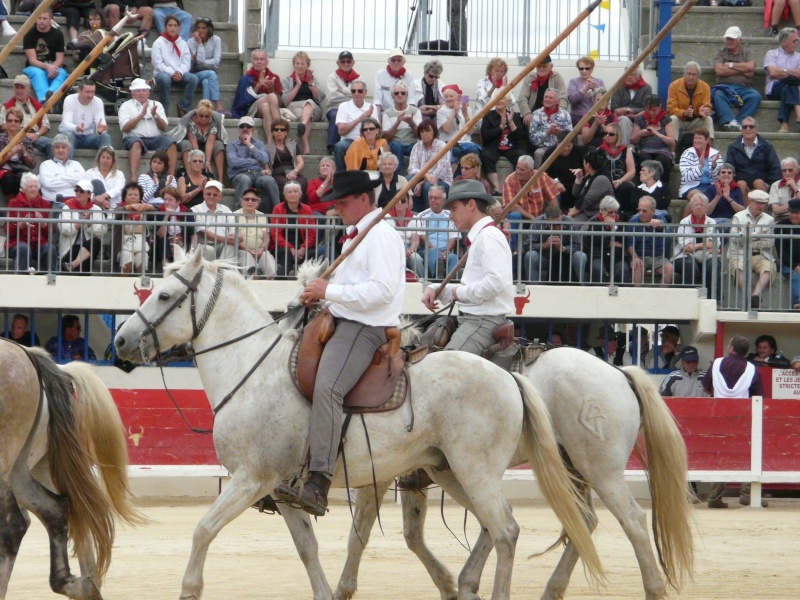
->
[655,0,676,101]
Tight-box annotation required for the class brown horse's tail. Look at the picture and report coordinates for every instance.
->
[63,361,146,530]
[622,366,695,590]
[24,348,117,583]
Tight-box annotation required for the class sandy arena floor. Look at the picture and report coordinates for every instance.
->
[6,496,800,599]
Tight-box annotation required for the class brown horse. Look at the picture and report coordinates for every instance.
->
[0,342,142,599]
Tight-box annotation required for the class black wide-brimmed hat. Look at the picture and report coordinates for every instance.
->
[321,170,381,202]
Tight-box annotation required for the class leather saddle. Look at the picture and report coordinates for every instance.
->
[295,309,407,413]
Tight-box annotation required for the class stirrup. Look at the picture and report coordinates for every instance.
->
[273,477,328,517]
[251,494,281,515]
[396,468,435,492]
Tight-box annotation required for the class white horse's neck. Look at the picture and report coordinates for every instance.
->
[189,270,285,412]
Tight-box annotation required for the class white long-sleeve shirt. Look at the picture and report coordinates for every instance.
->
[187,35,221,71]
[152,36,192,76]
[59,94,106,135]
[58,203,107,258]
[85,167,126,209]
[438,215,514,316]
[38,158,86,202]
[324,208,405,326]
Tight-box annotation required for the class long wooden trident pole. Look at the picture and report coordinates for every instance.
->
[431,0,699,296]
[0,0,57,66]
[0,8,133,165]
[317,0,604,281]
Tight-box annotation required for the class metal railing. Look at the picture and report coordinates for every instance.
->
[262,0,639,61]
[3,211,799,311]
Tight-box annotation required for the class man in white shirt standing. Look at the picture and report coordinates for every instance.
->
[422,178,514,354]
[59,79,111,159]
[332,79,380,172]
[118,78,178,182]
[272,170,405,517]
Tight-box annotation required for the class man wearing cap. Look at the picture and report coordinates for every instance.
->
[660,346,706,396]
[775,198,800,309]
[325,51,360,153]
[272,170,405,517]
[729,189,775,308]
[38,134,87,203]
[588,327,632,366]
[118,78,178,182]
[422,179,513,355]
[517,55,568,127]
[22,9,68,103]
[190,180,238,260]
[0,74,53,159]
[702,335,766,508]
[658,325,682,370]
[374,48,417,112]
[332,80,380,172]
[712,26,761,132]
[226,116,280,211]
[58,179,107,273]
[59,80,112,159]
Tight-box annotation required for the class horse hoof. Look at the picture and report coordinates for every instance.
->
[62,576,103,600]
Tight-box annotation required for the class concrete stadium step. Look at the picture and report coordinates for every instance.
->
[672,35,786,71]
[4,16,240,51]
[671,6,774,39]
[0,46,244,86]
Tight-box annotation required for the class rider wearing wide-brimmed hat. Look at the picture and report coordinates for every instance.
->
[421,178,514,354]
[272,170,406,517]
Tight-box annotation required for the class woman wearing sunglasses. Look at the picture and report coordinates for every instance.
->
[265,118,307,197]
[568,56,605,126]
[344,117,389,171]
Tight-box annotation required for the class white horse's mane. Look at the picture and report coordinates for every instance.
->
[295,257,327,285]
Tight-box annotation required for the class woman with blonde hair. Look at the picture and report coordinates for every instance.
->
[344,117,389,171]
[475,57,516,112]
[174,99,227,179]
[85,145,125,209]
[281,51,326,155]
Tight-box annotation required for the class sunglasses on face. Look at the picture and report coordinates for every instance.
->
[393,91,407,96]
[741,124,756,129]
[426,73,440,79]
[603,131,616,137]
[272,127,287,132]
[350,88,365,94]
[242,197,259,202]
[6,118,21,123]
[578,67,592,71]
[239,124,254,129]
[362,126,378,132]
[191,159,204,163]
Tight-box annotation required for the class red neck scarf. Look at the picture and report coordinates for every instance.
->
[389,207,411,228]
[64,198,89,210]
[543,104,559,118]
[779,176,800,188]
[695,143,710,161]
[716,178,736,194]
[247,67,280,96]
[386,65,406,78]
[291,71,312,84]
[644,108,667,128]
[530,73,551,91]
[159,32,181,57]
[625,76,647,90]
[492,78,504,89]
[690,212,707,233]
[336,68,360,83]
[599,140,626,158]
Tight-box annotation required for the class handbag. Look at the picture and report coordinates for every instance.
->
[783,75,800,87]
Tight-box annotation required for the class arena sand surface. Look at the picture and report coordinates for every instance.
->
[7,497,800,599]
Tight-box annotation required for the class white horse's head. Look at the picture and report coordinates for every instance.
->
[115,248,252,363]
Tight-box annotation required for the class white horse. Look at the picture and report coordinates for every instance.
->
[113,248,604,600]
[335,350,695,600]
[0,343,142,600]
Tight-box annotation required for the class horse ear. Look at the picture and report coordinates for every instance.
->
[173,245,186,262]
[189,245,204,269]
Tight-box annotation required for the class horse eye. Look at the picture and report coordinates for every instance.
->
[159,292,170,301]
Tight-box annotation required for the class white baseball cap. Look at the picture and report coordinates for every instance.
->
[205,180,223,192]
[724,26,742,40]
[75,179,93,193]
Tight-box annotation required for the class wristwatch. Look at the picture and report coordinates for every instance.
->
[728,62,733,69]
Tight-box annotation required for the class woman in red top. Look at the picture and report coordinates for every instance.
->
[305,157,336,215]
[5,172,58,273]
[270,181,316,277]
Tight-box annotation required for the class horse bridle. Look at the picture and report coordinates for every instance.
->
[134,266,224,363]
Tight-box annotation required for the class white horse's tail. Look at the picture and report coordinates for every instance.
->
[512,373,605,585]
[63,362,147,530]
[623,366,694,589]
